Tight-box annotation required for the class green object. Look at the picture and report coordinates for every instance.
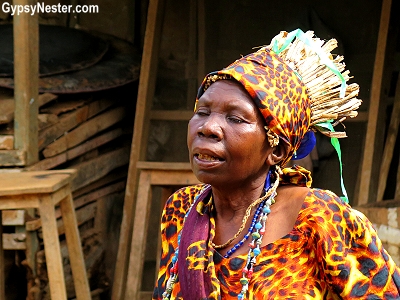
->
[315,121,349,203]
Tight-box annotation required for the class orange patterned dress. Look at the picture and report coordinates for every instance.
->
[153,183,400,299]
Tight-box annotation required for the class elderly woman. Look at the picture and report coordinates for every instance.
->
[153,30,400,299]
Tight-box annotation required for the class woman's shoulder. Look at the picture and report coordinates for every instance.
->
[304,188,349,212]
[299,188,370,238]
[161,184,208,222]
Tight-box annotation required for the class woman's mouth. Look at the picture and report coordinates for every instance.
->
[195,153,223,162]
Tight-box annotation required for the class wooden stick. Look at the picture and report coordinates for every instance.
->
[357,0,392,205]
[377,75,400,201]
[42,107,126,158]
[13,0,39,165]
[112,0,166,299]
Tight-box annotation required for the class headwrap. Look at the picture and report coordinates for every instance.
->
[196,48,311,166]
[195,29,362,201]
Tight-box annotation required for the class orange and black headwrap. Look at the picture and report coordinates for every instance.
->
[196,48,311,166]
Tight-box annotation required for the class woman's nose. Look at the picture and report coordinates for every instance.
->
[197,114,223,140]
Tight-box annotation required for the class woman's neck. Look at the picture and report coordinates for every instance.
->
[211,182,265,222]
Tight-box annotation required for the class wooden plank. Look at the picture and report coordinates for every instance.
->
[27,190,124,232]
[63,182,125,218]
[0,93,58,126]
[149,110,193,121]
[2,233,26,250]
[27,128,124,171]
[0,169,75,196]
[186,0,198,109]
[37,93,58,107]
[0,99,14,125]
[25,152,68,171]
[59,191,91,300]
[2,210,25,226]
[0,212,4,299]
[38,195,68,300]
[40,99,88,116]
[0,135,13,150]
[33,202,97,239]
[71,146,130,191]
[357,0,392,205]
[42,106,126,158]
[113,0,166,298]
[136,161,192,170]
[38,98,114,150]
[13,0,39,165]
[67,128,124,161]
[58,201,97,236]
[0,150,26,166]
[377,76,400,201]
[150,169,199,186]
[125,171,152,300]
[396,156,400,201]
[197,0,206,86]
[73,168,127,198]
[38,114,59,130]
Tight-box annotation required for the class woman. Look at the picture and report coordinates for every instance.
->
[153,30,400,299]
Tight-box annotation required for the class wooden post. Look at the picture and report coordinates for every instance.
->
[111,0,165,299]
[197,0,206,86]
[13,0,39,165]
[357,0,392,205]
[377,76,400,201]
[0,212,4,300]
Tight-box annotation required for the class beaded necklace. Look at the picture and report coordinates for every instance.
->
[223,171,273,258]
[162,169,280,300]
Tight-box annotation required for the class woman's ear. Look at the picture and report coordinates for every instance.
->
[266,143,288,166]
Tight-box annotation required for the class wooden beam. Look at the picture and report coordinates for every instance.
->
[357,0,392,205]
[136,161,192,170]
[0,212,4,299]
[149,110,193,121]
[197,0,206,86]
[42,107,126,158]
[13,0,39,165]
[71,146,130,191]
[2,210,25,226]
[0,150,26,166]
[0,135,13,150]
[112,0,166,299]
[27,128,124,171]
[377,75,400,201]
[2,233,26,250]
[38,98,114,150]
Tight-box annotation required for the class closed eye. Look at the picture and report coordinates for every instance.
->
[228,116,245,124]
[195,108,209,116]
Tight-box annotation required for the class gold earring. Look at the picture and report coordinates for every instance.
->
[264,126,279,147]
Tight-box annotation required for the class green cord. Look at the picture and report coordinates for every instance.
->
[315,122,349,203]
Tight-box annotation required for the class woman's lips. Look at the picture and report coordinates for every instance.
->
[196,153,222,162]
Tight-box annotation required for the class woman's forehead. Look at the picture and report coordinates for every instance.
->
[199,80,256,107]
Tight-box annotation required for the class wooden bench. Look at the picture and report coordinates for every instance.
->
[0,170,90,300]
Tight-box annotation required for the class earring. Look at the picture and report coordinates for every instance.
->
[264,126,279,147]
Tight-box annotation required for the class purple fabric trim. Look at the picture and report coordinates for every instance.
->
[178,185,214,299]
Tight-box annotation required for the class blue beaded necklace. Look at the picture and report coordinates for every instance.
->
[223,171,273,258]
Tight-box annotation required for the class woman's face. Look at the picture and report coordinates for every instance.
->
[187,80,271,188]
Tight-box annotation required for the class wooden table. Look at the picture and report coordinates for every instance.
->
[0,170,91,300]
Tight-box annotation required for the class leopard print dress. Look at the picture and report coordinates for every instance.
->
[153,184,400,299]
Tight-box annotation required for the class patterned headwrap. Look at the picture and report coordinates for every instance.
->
[196,48,310,166]
[195,29,362,183]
